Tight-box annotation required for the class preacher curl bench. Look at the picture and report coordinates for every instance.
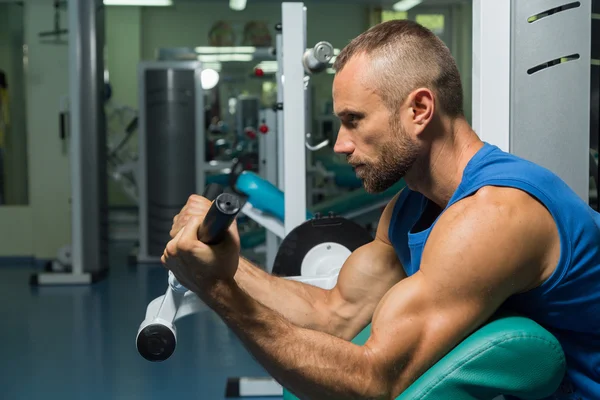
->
[136,177,566,400]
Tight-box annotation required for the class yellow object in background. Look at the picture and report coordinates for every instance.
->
[0,71,8,149]
[0,88,9,149]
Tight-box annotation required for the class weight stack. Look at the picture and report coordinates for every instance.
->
[137,61,205,261]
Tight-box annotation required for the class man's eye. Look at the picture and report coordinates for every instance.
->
[346,114,358,124]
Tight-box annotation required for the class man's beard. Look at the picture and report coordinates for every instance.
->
[351,119,419,193]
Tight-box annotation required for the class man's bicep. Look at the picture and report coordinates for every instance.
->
[363,270,498,397]
[325,239,405,339]
[323,190,406,339]
[364,190,552,396]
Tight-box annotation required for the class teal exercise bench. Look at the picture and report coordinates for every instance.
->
[236,171,405,249]
[283,311,566,400]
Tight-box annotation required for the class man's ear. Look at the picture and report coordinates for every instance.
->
[410,88,435,133]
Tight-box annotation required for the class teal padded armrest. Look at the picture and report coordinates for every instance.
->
[236,171,405,223]
[283,312,566,400]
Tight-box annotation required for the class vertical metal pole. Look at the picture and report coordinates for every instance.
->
[276,31,284,191]
[36,0,107,284]
[70,0,107,276]
[472,0,511,152]
[262,109,279,271]
[194,66,205,193]
[137,64,149,260]
[282,2,307,236]
[68,0,84,275]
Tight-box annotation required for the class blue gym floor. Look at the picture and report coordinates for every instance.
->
[0,240,277,400]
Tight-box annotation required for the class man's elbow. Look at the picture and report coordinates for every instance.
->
[360,382,393,400]
[359,351,396,400]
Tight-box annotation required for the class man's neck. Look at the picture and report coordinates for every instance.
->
[404,118,483,208]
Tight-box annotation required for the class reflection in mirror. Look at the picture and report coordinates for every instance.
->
[0,2,28,205]
[157,46,279,165]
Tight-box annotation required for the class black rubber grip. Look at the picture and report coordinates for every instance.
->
[197,193,241,245]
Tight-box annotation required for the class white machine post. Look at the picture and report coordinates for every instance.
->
[258,109,280,271]
[472,0,511,152]
[31,0,108,285]
[276,26,285,192]
[282,2,307,236]
[473,0,591,201]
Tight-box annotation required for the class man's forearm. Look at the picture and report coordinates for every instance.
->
[201,280,387,400]
[234,257,331,331]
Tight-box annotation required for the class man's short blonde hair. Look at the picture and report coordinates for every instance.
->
[334,19,464,118]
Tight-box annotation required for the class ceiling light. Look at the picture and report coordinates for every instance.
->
[392,0,422,12]
[201,69,220,90]
[194,46,256,54]
[104,0,172,5]
[230,0,246,11]
[197,54,253,62]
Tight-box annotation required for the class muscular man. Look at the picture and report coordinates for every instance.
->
[163,20,600,399]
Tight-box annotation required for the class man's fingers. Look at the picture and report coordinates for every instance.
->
[166,225,187,256]
[178,216,205,252]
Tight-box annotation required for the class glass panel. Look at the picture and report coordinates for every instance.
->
[415,14,445,35]
[0,3,28,205]
[381,11,408,22]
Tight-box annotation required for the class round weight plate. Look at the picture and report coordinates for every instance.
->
[272,216,373,277]
[300,242,351,277]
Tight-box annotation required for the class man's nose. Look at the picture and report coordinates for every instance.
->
[333,129,354,155]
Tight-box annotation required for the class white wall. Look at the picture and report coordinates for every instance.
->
[25,0,72,258]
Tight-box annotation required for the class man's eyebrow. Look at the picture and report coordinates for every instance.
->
[333,109,366,118]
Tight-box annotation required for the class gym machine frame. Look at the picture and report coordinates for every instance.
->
[31,0,108,286]
[473,0,591,202]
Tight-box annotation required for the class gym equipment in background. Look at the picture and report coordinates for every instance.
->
[135,61,205,264]
[134,61,240,264]
[233,170,404,265]
[473,0,591,203]
[31,0,108,285]
[272,214,373,280]
[105,103,139,204]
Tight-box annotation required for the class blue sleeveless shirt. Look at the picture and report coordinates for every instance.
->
[388,142,600,399]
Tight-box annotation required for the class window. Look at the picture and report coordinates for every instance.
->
[415,14,445,35]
